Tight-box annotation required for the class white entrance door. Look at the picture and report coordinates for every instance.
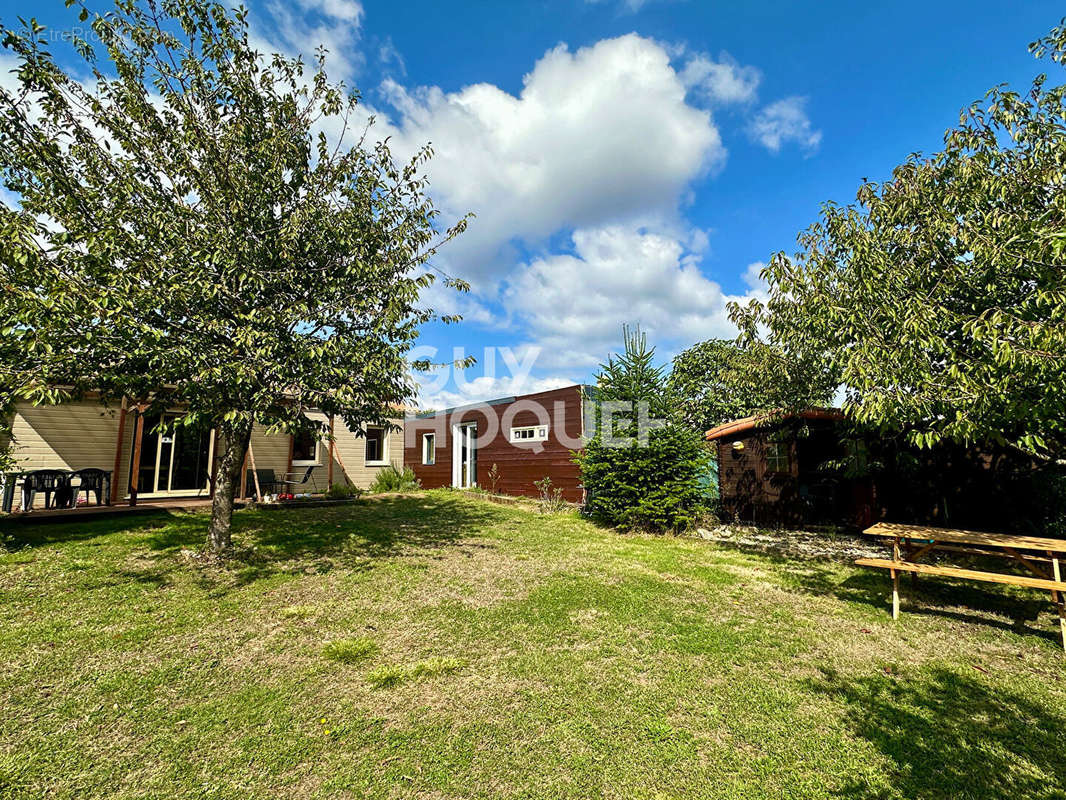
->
[451,422,477,489]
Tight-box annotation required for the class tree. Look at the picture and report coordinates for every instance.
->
[0,0,469,549]
[667,338,835,434]
[731,21,1066,463]
[0,402,15,476]
[575,327,712,532]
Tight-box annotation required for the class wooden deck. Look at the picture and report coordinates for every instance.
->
[1,495,364,526]
[1,497,217,525]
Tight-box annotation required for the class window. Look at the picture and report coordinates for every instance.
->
[291,429,319,466]
[766,440,791,474]
[422,433,435,465]
[365,426,387,465]
[510,425,548,443]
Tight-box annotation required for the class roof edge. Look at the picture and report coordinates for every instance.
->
[705,408,845,441]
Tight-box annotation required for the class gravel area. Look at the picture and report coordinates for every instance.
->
[695,523,889,562]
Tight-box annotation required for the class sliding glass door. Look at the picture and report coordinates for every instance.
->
[130,412,214,496]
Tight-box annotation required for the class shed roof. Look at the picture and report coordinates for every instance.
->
[705,408,844,441]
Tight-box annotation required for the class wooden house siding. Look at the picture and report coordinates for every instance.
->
[250,414,403,493]
[6,402,404,502]
[715,434,799,523]
[8,401,136,493]
[405,385,587,503]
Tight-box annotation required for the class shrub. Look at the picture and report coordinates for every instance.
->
[1028,467,1066,537]
[368,465,421,494]
[534,476,567,513]
[325,482,363,500]
[575,326,713,533]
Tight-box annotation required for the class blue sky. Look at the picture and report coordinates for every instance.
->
[4,0,1063,408]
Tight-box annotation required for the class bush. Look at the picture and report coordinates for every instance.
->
[534,476,568,513]
[1028,467,1066,537]
[325,482,363,500]
[368,465,421,494]
[577,424,713,533]
[575,326,713,533]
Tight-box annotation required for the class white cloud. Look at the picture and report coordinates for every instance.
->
[252,0,365,83]
[680,51,761,104]
[417,374,576,410]
[377,35,407,77]
[377,34,725,283]
[296,0,363,24]
[584,0,658,13]
[741,260,767,291]
[418,273,495,327]
[749,96,821,154]
[502,224,763,369]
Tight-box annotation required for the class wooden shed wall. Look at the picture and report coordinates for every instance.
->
[715,432,799,523]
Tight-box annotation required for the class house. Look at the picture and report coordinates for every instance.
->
[404,385,594,503]
[706,409,874,527]
[707,409,1058,533]
[2,396,403,510]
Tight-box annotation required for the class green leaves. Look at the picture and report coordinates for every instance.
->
[667,339,835,434]
[0,0,469,542]
[730,19,1066,464]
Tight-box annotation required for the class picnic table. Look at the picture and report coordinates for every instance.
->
[856,522,1066,651]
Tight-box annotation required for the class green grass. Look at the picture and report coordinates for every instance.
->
[1,491,1064,799]
[322,637,378,665]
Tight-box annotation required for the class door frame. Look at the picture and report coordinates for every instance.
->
[451,421,477,489]
[131,411,216,498]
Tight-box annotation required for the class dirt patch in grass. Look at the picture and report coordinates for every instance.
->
[696,523,886,562]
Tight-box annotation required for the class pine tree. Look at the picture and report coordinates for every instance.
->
[575,327,713,533]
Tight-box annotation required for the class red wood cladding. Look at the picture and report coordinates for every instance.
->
[404,385,587,503]
[715,434,798,522]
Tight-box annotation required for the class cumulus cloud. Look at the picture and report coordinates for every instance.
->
[416,373,577,410]
[252,0,365,83]
[749,96,821,154]
[741,260,767,291]
[377,34,725,283]
[680,51,761,105]
[502,224,763,370]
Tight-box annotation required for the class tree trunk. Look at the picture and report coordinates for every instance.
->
[207,416,253,552]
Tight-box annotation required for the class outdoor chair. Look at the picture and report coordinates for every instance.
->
[280,466,319,493]
[69,468,111,507]
[246,469,282,497]
[20,469,72,512]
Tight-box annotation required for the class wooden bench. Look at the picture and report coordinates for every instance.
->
[857,522,1066,651]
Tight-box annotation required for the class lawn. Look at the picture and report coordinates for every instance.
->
[1,491,1064,800]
